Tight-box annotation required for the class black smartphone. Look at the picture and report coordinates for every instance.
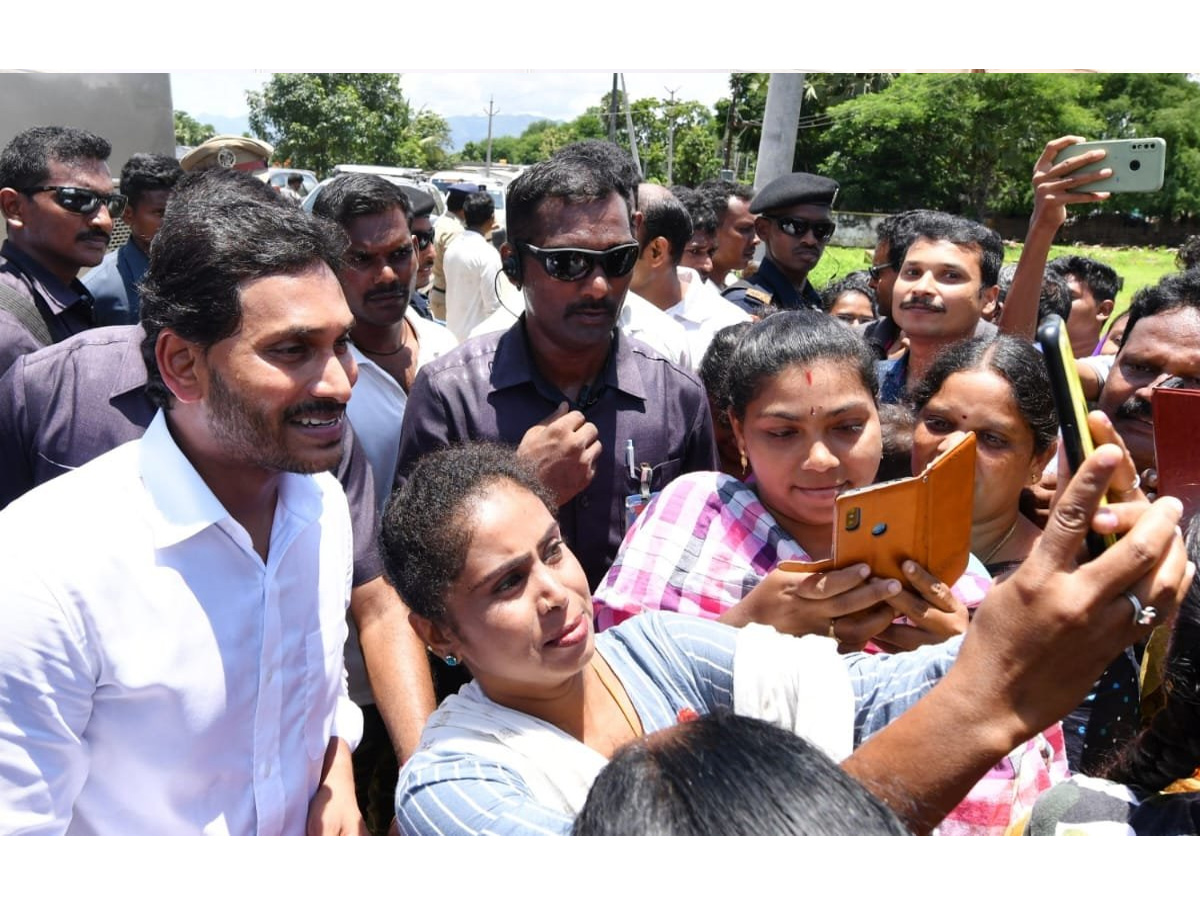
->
[1036,313,1114,559]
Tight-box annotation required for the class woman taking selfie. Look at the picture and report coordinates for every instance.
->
[909,335,1059,581]
[380,434,1188,835]
[594,311,973,652]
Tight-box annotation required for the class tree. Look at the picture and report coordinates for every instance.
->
[174,110,215,147]
[818,73,1102,219]
[246,74,450,176]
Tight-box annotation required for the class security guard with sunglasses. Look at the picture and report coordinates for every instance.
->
[0,126,120,376]
[721,172,839,317]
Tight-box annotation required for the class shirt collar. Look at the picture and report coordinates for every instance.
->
[137,409,324,550]
[0,239,93,312]
[491,316,646,402]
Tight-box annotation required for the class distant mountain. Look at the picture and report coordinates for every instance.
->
[447,114,556,152]
[178,112,553,153]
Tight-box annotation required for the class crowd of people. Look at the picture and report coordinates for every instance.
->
[0,123,1198,837]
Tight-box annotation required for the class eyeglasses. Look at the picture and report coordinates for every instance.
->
[23,185,128,217]
[518,242,641,282]
[412,230,435,250]
[345,245,414,272]
[867,262,894,280]
[763,215,836,242]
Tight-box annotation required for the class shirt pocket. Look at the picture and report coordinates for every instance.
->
[650,458,684,493]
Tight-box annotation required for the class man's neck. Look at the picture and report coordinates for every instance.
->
[525,324,612,404]
[6,238,78,288]
[639,268,683,313]
[164,411,280,562]
[904,334,957,388]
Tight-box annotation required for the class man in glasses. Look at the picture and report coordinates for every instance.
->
[405,188,438,320]
[83,153,182,326]
[0,126,117,375]
[396,153,717,591]
[722,172,839,316]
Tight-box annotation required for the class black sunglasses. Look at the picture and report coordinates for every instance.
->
[868,261,893,280]
[518,242,641,282]
[23,185,128,217]
[764,215,836,242]
[412,229,435,250]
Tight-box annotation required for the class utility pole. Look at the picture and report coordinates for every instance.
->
[608,74,620,143]
[664,85,680,185]
[754,73,806,191]
[483,96,499,177]
[620,74,641,177]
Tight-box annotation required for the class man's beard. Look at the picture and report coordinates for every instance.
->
[207,369,344,475]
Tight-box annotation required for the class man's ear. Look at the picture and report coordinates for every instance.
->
[649,236,671,268]
[409,611,459,663]
[155,330,205,405]
[122,202,136,227]
[754,216,771,242]
[1097,298,1115,321]
[500,243,522,288]
[0,187,25,228]
[979,284,1000,320]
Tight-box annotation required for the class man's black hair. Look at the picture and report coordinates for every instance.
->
[0,126,112,192]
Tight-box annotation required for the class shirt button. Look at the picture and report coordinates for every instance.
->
[579,496,590,508]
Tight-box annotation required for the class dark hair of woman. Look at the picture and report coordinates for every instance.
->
[571,710,908,836]
[909,336,1058,455]
[379,442,556,625]
[725,310,878,421]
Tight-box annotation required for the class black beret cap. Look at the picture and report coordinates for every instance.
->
[749,172,839,214]
[401,185,437,217]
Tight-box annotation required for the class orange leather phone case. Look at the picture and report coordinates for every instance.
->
[1153,386,1200,523]
[779,432,976,588]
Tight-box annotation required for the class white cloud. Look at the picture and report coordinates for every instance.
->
[168,71,734,125]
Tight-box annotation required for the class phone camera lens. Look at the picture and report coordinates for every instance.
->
[1130,159,1142,171]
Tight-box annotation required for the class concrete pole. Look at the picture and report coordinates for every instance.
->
[753,73,806,191]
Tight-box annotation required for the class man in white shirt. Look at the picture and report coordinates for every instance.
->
[443,191,503,341]
[311,174,458,513]
[630,183,749,369]
[0,170,365,835]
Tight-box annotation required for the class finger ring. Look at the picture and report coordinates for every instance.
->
[1124,590,1157,626]
[827,618,838,641]
[1130,473,1141,492]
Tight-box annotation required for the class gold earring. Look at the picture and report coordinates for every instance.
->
[740,451,748,475]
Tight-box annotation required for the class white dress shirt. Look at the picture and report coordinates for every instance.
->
[443,229,502,341]
[348,308,459,515]
[0,412,360,835]
[663,267,752,370]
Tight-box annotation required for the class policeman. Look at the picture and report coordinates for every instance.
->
[179,134,274,175]
[722,172,839,316]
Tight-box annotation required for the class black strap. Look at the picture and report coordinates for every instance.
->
[0,281,53,346]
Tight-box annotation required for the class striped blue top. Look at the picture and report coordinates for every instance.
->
[395,612,959,835]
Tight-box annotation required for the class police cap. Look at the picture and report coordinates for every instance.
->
[749,172,839,214]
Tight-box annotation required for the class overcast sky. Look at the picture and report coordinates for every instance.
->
[169,71,736,124]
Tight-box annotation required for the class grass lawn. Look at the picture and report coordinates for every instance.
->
[812,243,1181,318]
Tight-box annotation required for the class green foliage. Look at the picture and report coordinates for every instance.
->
[173,110,215,147]
[246,74,451,176]
[817,74,1103,219]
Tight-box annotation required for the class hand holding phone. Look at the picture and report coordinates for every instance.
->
[1052,138,1166,194]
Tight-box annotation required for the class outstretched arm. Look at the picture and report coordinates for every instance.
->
[1000,136,1111,340]
[843,441,1191,834]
